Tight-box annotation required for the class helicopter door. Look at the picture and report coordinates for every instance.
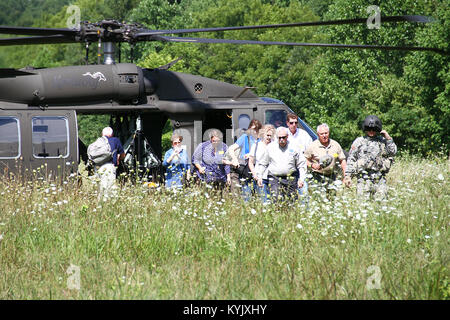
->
[232,108,254,142]
[26,110,78,179]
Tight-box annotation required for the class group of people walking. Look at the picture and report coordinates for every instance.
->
[89,114,396,202]
[162,114,397,202]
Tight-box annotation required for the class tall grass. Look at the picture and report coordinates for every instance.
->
[0,155,448,299]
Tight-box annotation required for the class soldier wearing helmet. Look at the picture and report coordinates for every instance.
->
[343,115,397,200]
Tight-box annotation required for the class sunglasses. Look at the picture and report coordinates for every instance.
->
[278,136,288,140]
[173,141,181,144]
[289,121,298,125]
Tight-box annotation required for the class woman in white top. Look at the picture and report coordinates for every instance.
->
[248,124,275,202]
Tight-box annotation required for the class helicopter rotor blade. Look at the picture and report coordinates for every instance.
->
[157,57,183,70]
[0,35,77,46]
[0,25,77,36]
[152,35,448,55]
[134,15,434,38]
[0,68,36,78]
[0,15,442,54]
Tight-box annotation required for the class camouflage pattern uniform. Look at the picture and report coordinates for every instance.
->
[345,135,397,200]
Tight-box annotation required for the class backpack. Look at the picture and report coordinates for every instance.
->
[87,136,113,165]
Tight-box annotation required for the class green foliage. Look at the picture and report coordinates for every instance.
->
[0,0,71,26]
[304,0,449,153]
[161,120,173,154]
[126,0,193,60]
[155,0,325,110]
[77,114,110,145]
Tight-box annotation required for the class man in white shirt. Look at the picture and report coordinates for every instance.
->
[286,113,312,198]
[256,127,306,201]
[286,113,312,154]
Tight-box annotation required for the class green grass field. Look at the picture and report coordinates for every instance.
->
[0,154,448,299]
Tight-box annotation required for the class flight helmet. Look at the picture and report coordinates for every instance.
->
[362,115,382,132]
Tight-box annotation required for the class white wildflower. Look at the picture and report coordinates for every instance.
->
[296,223,303,229]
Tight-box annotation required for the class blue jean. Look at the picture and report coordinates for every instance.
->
[297,179,308,196]
[241,179,254,202]
[297,179,309,206]
[254,178,271,203]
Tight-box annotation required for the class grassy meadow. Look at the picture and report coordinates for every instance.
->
[0,154,448,299]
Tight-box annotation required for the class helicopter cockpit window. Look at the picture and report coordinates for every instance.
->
[0,117,20,158]
[32,116,69,158]
[266,110,287,128]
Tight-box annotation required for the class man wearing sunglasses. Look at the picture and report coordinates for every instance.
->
[344,115,397,200]
[256,126,306,201]
[286,113,312,198]
[286,113,313,152]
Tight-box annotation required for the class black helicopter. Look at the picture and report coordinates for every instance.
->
[0,14,446,181]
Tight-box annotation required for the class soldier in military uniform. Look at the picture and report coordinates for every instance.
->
[343,115,397,200]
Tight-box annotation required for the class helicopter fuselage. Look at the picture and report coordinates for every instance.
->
[0,63,316,180]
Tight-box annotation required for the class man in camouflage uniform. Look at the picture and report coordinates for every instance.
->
[343,115,397,200]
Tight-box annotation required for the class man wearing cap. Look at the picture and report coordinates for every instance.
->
[304,123,346,196]
[344,115,397,200]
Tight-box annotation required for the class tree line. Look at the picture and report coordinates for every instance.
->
[0,0,448,155]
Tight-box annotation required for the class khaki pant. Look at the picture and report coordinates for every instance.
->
[310,172,339,198]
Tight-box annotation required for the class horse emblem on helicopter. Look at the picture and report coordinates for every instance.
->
[82,71,107,82]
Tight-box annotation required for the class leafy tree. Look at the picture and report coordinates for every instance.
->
[146,0,323,107]
[305,0,449,153]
